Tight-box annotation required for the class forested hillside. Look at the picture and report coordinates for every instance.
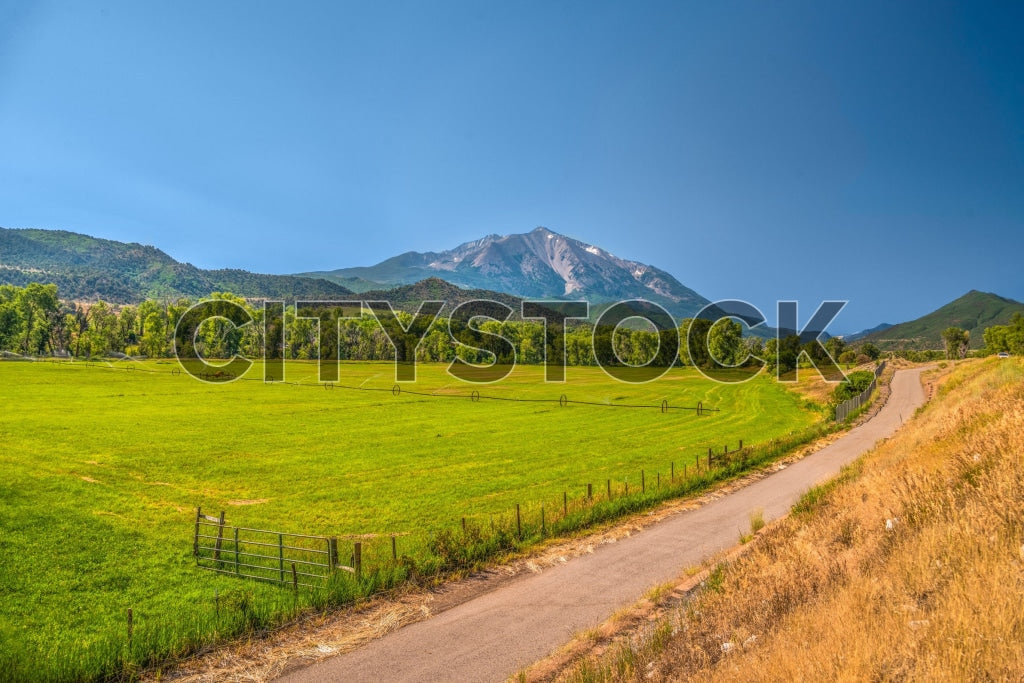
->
[0,227,352,302]
[860,290,1024,350]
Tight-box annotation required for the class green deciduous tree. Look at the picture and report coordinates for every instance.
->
[981,314,1024,356]
[681,318,711,368]
[942,326,970,360]
[141,313,168,358]
[707,318,742,367]
[0,285,22,351]
[859,342,881,361]
[15,283,59,355]
[824,336,846,361]
[85,301,117,357]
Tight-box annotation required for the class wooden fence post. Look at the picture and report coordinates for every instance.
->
[641,470,645,493]
[607,479,611,499]
[563,491,568,517]
[461,517,466,532]
[541,506,546,535]
[391,535,397,561]
[291,563,298,592]
[516,504,522,538]
[328,537,338,572]
[353,542,362,578]
[657,472,660,488]
[127,608,133,646]
[671,462,675,481]
[587,483,592,500]
[739,439,743,450]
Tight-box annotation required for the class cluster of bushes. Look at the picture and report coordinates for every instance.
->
[979,313,1024,356]
[831,370,875,406]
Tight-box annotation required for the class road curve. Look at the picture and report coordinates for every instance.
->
[281,368,929,683]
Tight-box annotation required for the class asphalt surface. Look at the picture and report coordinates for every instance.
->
[281,368,928,683]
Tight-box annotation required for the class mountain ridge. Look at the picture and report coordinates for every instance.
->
[299,226,710,318]
[0,227,354,302]
[844,322,894,342]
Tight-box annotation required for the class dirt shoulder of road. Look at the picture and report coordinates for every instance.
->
[153,366,909,683]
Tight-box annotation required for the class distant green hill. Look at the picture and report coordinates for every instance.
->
[326,275,389,293]
[0,227,353,302]
[844,322,893,342]
[356,277,525,314]
[860,290,1024,350]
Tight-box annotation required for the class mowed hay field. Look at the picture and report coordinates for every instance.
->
[0,360,818,680]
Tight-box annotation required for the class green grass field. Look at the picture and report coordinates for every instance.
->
[0,360,819,680]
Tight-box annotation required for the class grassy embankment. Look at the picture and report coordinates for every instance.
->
[0,359,821,681]
[555,357,1024,681]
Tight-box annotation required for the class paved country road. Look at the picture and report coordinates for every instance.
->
[280,368,929,683]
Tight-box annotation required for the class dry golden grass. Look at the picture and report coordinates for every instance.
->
[781,364,854,406]
[782,359,897,418]
[553,358,1024,682]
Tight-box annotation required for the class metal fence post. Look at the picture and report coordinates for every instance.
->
[214,511,226,564]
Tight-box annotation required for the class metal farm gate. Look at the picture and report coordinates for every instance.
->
[192,508,361,588]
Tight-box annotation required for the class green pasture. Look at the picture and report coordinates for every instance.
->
[0,359,819,680]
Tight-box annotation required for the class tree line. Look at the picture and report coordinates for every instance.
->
[0,283,880,374]
[980,314,1024,356]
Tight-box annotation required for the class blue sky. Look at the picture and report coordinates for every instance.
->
[1,1,1021,333]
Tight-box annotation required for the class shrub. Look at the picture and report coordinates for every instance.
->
[832,370,874,404]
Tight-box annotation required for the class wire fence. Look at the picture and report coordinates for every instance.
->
[186,434,830,593]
